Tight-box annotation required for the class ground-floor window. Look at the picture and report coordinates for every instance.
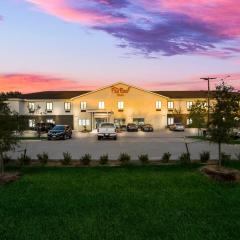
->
[133,118,145,125]
[167,117,174,125]
[79,119,90,126]
[29,119,35,128]
[187,118,193,125]
[46,118,54,124]
[114,118,126,127]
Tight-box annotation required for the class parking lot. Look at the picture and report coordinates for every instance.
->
[9,129,240,161]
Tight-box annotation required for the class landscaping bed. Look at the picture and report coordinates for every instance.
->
[0,172,21,185]
[201,165,240,182]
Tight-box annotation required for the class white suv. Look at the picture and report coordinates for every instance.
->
[97,123,117,140]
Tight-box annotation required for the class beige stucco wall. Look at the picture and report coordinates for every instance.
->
[72,83,169,130]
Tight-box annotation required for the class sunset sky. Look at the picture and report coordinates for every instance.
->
[1,0,240,93]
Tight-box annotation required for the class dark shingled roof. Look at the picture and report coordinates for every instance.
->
[22,91,90,99]
[21,90,223,100]
[153,91,210,98]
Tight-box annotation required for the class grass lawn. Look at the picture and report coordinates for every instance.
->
[188,136,240,144]
[1,165,240,240]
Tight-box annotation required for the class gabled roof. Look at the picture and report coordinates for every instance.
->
[70,81,169,100]
[21,91,90,100]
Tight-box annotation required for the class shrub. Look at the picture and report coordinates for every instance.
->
[118,153,131,165]
[61,152,72,165]
[235,153,240,161]
[18,153,31,166]
[1,153,12,165]
[221,152,231,165]
[179,153,191,165]
[161,152,171,163]
[99,154,108,165]
[138,154,149,164]
[200,151,210,163]
[37,152,49,166]
[80,153,92,165]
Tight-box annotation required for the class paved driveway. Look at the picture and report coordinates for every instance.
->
[10,129,240,160]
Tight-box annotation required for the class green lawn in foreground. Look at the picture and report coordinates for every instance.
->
[1,165,240,240]
[188,136,240,144]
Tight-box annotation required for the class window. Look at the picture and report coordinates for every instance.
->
[133,118,145,125]
[168,117,174,125]
[46,102,53,112]
[64,102,71,111]
[187,118,193,125]
[79,119,90,126]
[118,101,124,110]
[29,119,35,128]
[99,101,105,109]
[168,101,174,110]
[80,101,87,110]
[156,101,162,110]
[28,102,35,112]
[46,119,54,123]
[186,101,193,110]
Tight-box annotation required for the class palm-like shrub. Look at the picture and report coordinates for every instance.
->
[61,152,72,165]
[200,151,210,163]
[80,154,92,165]
[138,154,149,164]
[99,154,108,165]
[161,152,171,163]
[118,153,131,165]
[37,152,49,166]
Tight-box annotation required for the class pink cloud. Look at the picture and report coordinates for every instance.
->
[26,0,127,25]
[0,73,98,93]
[141,0,240,37]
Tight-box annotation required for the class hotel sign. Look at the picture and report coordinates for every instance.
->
[111,86,131,96]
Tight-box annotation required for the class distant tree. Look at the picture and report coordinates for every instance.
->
[0,95,27,176]
[188,101,207,136]
[208,81,240,167]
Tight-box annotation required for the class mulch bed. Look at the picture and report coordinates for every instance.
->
[200,165,240,182]
[0,172,21,185]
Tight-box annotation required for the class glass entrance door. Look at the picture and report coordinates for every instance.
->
[95,118,107,129]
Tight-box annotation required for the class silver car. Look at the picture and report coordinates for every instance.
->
[169,123,185,131]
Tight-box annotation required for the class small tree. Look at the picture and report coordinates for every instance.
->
[188,101,207,136]
[174,107,183,123]
[0,94,27,176]
[208,81,240,167]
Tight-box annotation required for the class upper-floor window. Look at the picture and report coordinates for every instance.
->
[46,102,53,112]
[186,101,193,110]
[118,101,124,110]
[64,102,71,112]
[156,101,162,110]
[80,101,87,110]
[99,101,105,109]
[29,119,35,128]
[168,101,174,110]
[28,102,35,112]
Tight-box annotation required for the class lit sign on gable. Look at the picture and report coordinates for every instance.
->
[111,86,131,96]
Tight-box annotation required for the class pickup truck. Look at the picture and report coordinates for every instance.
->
[97,123,117,140]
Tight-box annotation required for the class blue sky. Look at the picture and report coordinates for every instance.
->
[0,0,240,92]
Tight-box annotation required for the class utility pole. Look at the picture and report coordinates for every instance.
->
[200,77,217,126]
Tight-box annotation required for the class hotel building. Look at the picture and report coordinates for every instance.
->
[7,82,211,131]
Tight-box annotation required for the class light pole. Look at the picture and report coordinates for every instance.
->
[200,77,217,126]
